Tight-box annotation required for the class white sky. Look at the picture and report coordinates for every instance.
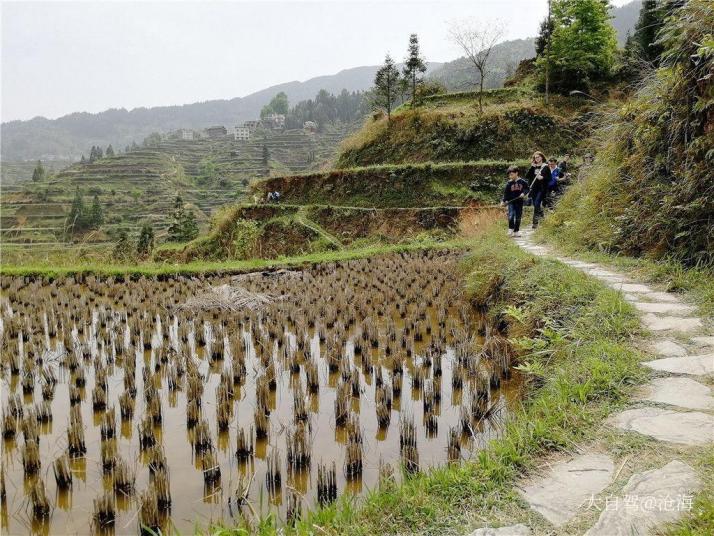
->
[1,0,634,122]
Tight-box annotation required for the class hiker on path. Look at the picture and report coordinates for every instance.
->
[525,151,551,228]
[501,165,530,237]
[545,156,567,206]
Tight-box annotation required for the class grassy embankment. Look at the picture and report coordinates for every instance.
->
[210,227,652,535]
[337,88,587,168]
[0,237,469,279]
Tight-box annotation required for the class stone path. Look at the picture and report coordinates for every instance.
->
[467,229,713,536]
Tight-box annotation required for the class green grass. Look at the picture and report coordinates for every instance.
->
[336,94,583,168]
[537,217,714,318]
[210,226,646,535]
[254,160,524,208]
[0,237,468,278]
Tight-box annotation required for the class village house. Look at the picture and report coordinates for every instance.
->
[205,125,227,139]
[262,113,285,130]
[243,120,261,131]
[234,126,250,141]
[178,128,194,141]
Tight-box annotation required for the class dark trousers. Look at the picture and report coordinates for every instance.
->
[532,190,545,226]
[507,201,523,232]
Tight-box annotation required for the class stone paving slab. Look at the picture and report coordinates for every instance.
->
[633,302,696,315]
[641,314,702,332]
[584,460,701,536]
[691,336,714,347]
[468,525,532,536]
[610,283,654,293]
[608,407,714,445]
[650,340,687,357]
[518,453,614,527]
[643,354,714,376]
[636,377,714,410]
[640,291,683,303]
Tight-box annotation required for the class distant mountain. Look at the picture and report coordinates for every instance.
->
[0,64,438,162]
[612,0,642,46]
[428,38,537,91]
[1,0,642,162]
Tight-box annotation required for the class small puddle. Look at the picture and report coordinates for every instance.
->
[0,250,523,534]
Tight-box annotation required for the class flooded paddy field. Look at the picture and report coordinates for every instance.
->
[0,250,521,534]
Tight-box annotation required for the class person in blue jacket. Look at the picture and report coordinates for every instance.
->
[545,157,565,207]
[501,165,530,237]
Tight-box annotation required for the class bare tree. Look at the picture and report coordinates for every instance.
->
[449,20,504,112]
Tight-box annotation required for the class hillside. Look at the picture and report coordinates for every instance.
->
[254,160,522,207]
[0,124,350,248]
[541,0,713,267]
[337,88,587,167]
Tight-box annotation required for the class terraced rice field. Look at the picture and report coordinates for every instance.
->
[0,250,521,534]
[0,125,351,249]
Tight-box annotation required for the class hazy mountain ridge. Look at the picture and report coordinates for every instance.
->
[0,1,640,162]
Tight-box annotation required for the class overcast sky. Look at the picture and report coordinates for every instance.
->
[1,0,633,122]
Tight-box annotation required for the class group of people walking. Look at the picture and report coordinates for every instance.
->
[501,151,570,237]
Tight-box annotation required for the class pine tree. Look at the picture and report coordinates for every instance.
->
[403,34,427,105]
[262,145,270,168]
[32,160,45,182]
[535,17,555,56]
[136,223,155,257]
[106,144,114,157]
[89,146,96,163]
[67,189,86,232]
[167,195,199,242]
[373,54,401,119]
[634,0,666,65]
[179,211,199,241]
[88,195,103,229]
[112,231,133,261]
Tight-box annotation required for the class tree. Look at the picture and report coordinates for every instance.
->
[261,91,289,118]
[633,0,666,65]
[449,19,504,112]
[403,34,427,105]
[538,0,618,93]
[67,189,87,232]
[80,154,86,163]
[112,231,133,261]
[167,195,199,242]
[88,194,103,229]
[106,144,114,157]
[269,92,289,115]
[136,223,155,257]
[373,54,401,119]
[262,144,270,168]
[536,16,555,56]
[32,160,45,182]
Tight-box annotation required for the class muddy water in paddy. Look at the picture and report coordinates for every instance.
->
[0,250,522,534]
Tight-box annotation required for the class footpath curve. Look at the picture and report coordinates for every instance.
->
[469,229,714,536]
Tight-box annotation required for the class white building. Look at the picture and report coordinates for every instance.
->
[234,126,250,141]
[179,129,194,141]
[263,113,285,129]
